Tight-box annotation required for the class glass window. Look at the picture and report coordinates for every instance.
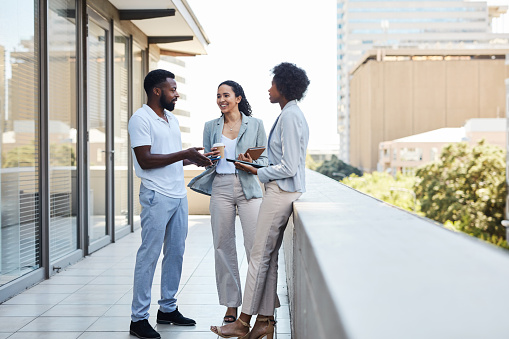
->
[48,0,78,262]
[0,0,40,286]
[400,147,423,162]
[113,29,129,233]
[132,43,144,229]
[87,19,107,242]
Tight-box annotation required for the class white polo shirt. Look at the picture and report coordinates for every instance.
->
[128,104,186,198]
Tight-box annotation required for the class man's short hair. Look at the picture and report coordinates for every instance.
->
[143,69,175,95]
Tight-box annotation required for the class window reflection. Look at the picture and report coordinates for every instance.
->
[48,0,78,261]
[0,0,40,286]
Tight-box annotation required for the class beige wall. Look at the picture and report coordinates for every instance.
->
[378,132,505,173]
[350,59,509,172]
[184,167,211,215]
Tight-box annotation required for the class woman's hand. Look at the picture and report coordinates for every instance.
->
[235,161,257,175]
[204,147,221,162]
[237,152,253,163]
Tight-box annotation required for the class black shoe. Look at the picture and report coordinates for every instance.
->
[130,319,161,339]
[157,307,196,326]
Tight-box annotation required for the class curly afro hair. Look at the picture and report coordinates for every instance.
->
[271,62,310,101]
[218,80,252,116]
[144,69,175,96]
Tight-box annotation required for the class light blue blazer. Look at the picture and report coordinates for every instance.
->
[188,113,268,199]
[257,100,309,193]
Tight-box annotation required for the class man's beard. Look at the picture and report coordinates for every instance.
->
[161,95,175,111]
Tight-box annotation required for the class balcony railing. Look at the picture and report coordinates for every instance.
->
[284,169,509,339]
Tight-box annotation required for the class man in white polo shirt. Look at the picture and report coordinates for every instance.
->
[128,69,216,339]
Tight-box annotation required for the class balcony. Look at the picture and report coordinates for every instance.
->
[1,169,509,338]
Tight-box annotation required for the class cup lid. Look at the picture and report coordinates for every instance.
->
[212,143,225,147]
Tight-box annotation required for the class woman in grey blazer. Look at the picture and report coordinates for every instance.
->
[211,63,310,339]
[188,80,268,324]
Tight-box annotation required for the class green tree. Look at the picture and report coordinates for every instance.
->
[306,153,322,170]
[316,155,362,180]
[2,143,75,168]
[342,171,419,212]
[414,140,506,238]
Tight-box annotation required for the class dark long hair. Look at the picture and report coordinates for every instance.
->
[218,80,252,116]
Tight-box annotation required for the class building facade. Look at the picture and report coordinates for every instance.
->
[348,48,509,172]
[0,0,208,302]
[337,0,509,163]
[378,118,506,173]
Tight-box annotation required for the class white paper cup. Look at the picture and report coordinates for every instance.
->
[212,142,225,159]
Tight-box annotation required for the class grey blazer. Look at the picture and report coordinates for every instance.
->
[257,100,309,193]
[188,113,268,199]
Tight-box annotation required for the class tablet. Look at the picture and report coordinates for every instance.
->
[226,158,266,169]
[245,146,265,160]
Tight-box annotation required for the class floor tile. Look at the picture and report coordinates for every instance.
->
[42,304,110,317]
[23,284,84,294]
[8,332,81,339]
[60,293,125,305]
[3,293,69,305]
[19,316,98,332]
[75,284,132,294]
[175,293,219,305]
[77,333,132,339]
[0,316,35,332]
[39,276,96,285]
[89,276,134,285]
[0,216,293,339]
[86,316,130,331]
[0,304,54,316]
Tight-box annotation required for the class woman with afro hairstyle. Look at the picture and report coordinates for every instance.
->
[211,63,310,339]
[188,80,268,325]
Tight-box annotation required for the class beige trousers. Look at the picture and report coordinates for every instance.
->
[241,181,302,316]
[210,174,262,307]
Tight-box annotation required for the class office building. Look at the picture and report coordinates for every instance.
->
[378,118,505,173]
[348,48,508,172]
[337,0,509,163]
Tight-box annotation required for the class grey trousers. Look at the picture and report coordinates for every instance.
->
[242,181,302,316]
[210,174,262,307]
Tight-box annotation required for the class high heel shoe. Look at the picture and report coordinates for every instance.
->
[250,316,276,339]
[210,318,251,338]
[223,307,238,324]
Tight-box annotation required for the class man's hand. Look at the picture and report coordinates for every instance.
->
[204,147,221,162]
[235,161,257,175]
[186,147,212,167]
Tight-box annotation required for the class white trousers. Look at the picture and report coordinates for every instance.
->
[210,174,262,307]
[241,181,302,316]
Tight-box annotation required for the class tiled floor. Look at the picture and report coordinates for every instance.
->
[0,216,291,339]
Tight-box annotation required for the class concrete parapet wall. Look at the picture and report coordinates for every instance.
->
[184,166,210,215]
[284,169,509,339]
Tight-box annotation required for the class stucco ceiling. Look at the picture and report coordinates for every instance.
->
[108,0,209,55]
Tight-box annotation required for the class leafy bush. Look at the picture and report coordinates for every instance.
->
[342,171,419,212]
[414,140,506,238]
[315,155,362,180]
[444,220,509,249]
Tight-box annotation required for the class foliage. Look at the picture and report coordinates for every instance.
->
[414,140,506,238]
[305,153,322,171]
[2,143,76,168]
[341,171,419,213]
[315,155,362,180]
[444,220,509,250]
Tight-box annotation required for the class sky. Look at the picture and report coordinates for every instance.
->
[183,0,338,150]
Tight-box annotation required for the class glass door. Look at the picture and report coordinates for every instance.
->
[113,29,129,237]
[87,10,110,251]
